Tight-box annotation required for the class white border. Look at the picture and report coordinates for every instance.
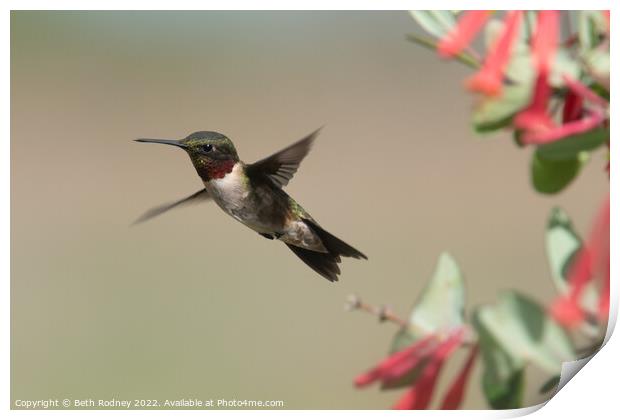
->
[3,2,616,419]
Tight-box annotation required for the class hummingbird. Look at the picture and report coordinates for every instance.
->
[134,129,367,282]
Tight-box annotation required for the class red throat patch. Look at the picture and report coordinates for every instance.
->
[206,159,236,180]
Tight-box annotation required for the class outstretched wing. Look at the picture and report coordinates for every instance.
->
[133,189,211,225]
[246,128,321,188]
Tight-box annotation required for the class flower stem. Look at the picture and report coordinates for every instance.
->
[405,33,480,69]
[346,295,408,328]
[345,295,478,346]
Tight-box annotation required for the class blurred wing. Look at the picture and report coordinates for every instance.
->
[133,189,211,225]
[246,128,321,188]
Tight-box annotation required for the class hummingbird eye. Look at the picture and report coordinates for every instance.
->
[201,144,214,153]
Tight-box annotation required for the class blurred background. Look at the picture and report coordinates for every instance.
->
[11,11,609,409]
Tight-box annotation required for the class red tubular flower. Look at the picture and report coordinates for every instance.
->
[531,11,559,73]
[550,249,592,327]
[393,362,438,410]
[522,110,605,144]
[598,265,610,321]
[550,296,586,327]
[522,74,608,144]
[514,73,556,133]
[591,196,610,321]
[392,384,419,410]
[392,329,464,410]
[381,342,435,384]
[550,195,610,327]
[562,91,584,123]
[514,11,559,134]
[439,344,479,409]
[437,11,491,58]
[355,328,466,410]
[466,11,523,96]
[562,74,609,109]
[354,335,438,388]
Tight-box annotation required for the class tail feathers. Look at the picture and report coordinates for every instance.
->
[303,218,368,260]
[286,244,341,282]
[286,219,367,282]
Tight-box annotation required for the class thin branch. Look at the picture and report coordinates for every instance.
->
[345,295,478,346]
[346,295,408,328]
[464,46,482,63]
[405,33,480,70]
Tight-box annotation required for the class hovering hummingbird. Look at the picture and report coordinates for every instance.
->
[134,129,367,281]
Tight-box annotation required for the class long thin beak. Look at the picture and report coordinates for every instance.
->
[134,138,186,149]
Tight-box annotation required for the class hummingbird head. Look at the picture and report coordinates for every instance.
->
[135,131,240,181]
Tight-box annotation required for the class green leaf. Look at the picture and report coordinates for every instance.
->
[483,18,504,50]
[487,17,533,87]
[409,252,465,331]
[531,151,585,194]
[590,82,610,101]
[590,11,609,35]
[483,369,525,409]
[513,129,525,147]
[550,48,581,88]
[429,11,457,33]
[503,47,579,89]
[524,11,537,42]
[475,292,576,375]
[546,207,582,294]
[584,48,610,80]
[478,25,533,128]
[389,328,419,354]
[380,359,430,390]
[504,48,535,86]
[578,11,596,51]
[473,310,524,409]
[409,11,455,38]
[539,375,560,394]
[485,14,529,51]
[536,127,608,161]
[502,19,578,88]
[544,208,600,316]
[498,29,581,88]
[578,11,608,52]
[384,253,465,390]
[472,84,532,133]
